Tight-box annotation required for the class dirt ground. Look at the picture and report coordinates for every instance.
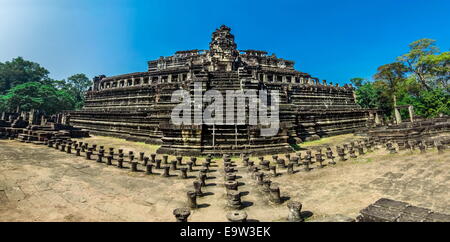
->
[0,134,449,222]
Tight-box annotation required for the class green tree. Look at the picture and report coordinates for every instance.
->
[0,57,50,94]
[59,73,92,109]
[420,51,450,90]
[397,38,449,90]
[372,62,408,113]
[0,82,76,114]
[400,88,450,118]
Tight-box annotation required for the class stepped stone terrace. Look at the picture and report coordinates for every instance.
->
[69,25,377,156]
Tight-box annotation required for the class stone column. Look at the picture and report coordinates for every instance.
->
[394,108,402,124]
[180,168,188,179]
[143,157,149,166]
[225,181,238,191]
[155,159,161,169]
[277,159,286,169]
[85,151,92,160]
[375,112,381,125]
[270,166,277,176]
[146,164,153,175]
[193,180,203,196]
[287,201,303,222]
[287,163,294,174]
[117,158,124,168]
[408,105,414,123]
[170,160,177,171]
[187,191,197,209]
[131,162,138,172]
[269,183,282,204]
[162,155,169,164]
[96,154,103,163]
[190,157,197,166]
[162,166,170,177]
[173,208,191,222]
[227,190,242,209]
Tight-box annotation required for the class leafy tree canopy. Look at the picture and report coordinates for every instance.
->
[397,38,449,90]
[0,57,92,114]
[0,57,50,94]
[352,38,449,119]
[0,82,76,114]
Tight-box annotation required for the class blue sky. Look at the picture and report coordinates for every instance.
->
[1,0,449,84]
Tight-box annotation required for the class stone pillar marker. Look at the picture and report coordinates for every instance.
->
[187,191,198,209]
[170,160,178,171]
[131,162,138,172]
[270,165,277,176]
[277,159,286,169]
[173,208,191,222]
[176,156,183,166]
[287,163,294,174]
[408,105,415,123]
[287,201,304,222]
[225,173,236,181]
[225,181,238,191]
[162,166,170,177]
[86,150,92,160]
[193,180,203,196]
[315,153,324,168]
[180,168,188,179]
[117,158,124,168]
[227,190,242,209]
[269,183,282,204]
[255,172,265,185]
[394,103,402,125]
[303,159,311,172]
[260,160,270,171]
[155,159,162,169]
[199,172,207,187]
[143,157,149,166]
[75,148,81,156]
[190,157,197,166]
[96,154,103,163]
[146,164,153,175]
[187,161,194,172]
